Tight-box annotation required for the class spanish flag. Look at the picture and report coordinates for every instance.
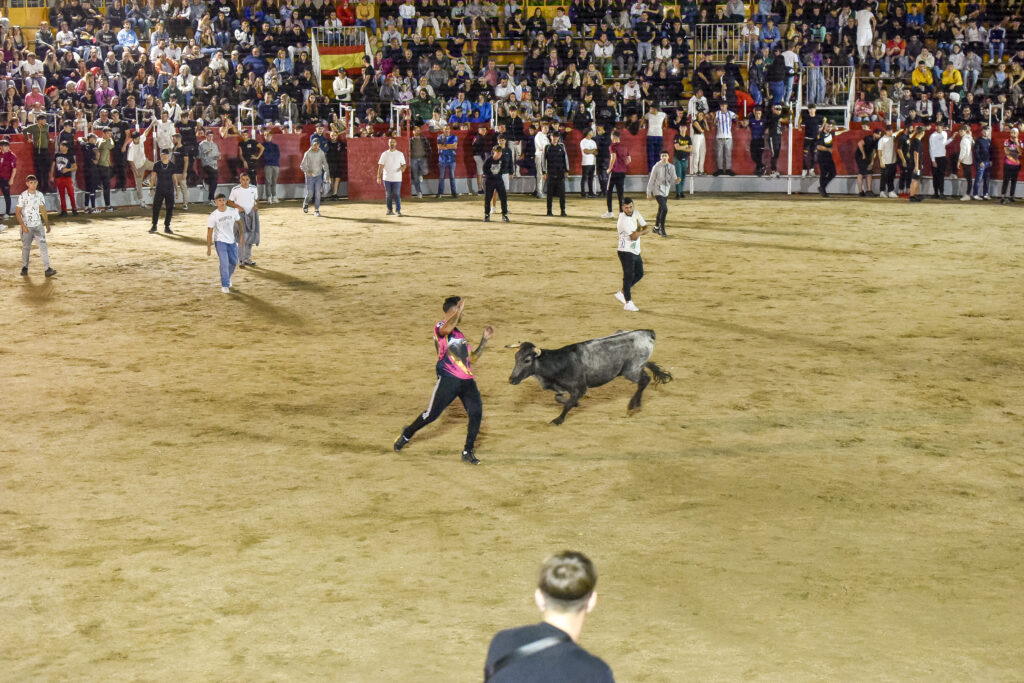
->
[319,45,365,77]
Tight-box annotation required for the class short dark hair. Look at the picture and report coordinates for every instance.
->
[215,192,227,199]
[442,296,462,312]
[622,196,634,205]
[538,551,597,613]
[240,170,250,178]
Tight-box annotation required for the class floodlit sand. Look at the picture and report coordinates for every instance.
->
[1,193,1023,681]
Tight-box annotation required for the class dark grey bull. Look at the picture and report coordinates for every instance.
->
[508,329,672,424]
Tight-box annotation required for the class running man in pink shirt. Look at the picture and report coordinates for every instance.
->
[394,296,495,465]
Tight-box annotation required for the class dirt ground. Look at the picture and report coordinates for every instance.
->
[1,192,1023,681]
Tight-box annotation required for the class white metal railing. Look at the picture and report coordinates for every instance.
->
[989,102,1005,128]
[238,104,256,135]
[799,65,854,127]
[691,23,749,64]
[339,104,355,138]
[312,26,367,47]
[390,103,410,135]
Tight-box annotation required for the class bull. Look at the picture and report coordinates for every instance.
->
[508,329,672,424]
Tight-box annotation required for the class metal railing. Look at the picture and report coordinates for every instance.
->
[690,23,749,65]
[799,65,855,128]
[312,26,368,48]
[238,104,256,135]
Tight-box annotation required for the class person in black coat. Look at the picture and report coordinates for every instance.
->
[543,130,569,216]
[483,145,509,222]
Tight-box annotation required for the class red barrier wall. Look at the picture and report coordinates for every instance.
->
[346,136,411,200]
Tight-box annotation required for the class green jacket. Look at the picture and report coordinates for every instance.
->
[24,123,50,150]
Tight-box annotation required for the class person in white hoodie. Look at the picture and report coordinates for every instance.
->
[955,125,975,200]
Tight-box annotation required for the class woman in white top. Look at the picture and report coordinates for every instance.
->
[155,110,177,152]
[579,128,597,197]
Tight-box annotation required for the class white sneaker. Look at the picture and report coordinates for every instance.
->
[623,301,639,312]
[0,225,6,233]
[314,210,321,217]
[601,211,614,218]
[221,286,230,293]
[183,203,189,210]
[801,170,807,177]
[614,291,626,304]
[971,195,980,200]
[960,195,970,201]
[889,191,899,198]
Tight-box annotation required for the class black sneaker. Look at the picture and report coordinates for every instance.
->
[149,226,157,233]
[546,212,553,216]
[20,266,28,276]
[484,215,490,221]
[560,212,567,217]
[461,449,480,465]
[60,210,67,217]
[502,214,510,222]
[45,268,57,277]
[303,205,309,213]
[386,210,394,215]
[164,227,174,234]
[393,432,410,452]
[72,209,78,216]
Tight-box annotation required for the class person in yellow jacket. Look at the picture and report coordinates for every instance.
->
[911,61,934,89]
[941,63,963,91]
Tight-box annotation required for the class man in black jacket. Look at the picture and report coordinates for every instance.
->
[483,146,509,222]
[543,131,569,216]
[150,149,177,234]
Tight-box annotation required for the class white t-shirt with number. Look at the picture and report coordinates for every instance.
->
[207,207,238,243]
[377,149,406,182]
[617,210,647,255]
[229,184,259,214]
[18,190,46,228]
[580,137,597,166]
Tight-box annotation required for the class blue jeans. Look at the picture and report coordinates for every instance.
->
[438,161,457,195]
[646,136,663,171]
[989,42,1005,61]
[356,18,377,33]
[215,240,238,287]
[385,180,402,212]
[749,82,763,105]
[304,175,323,210]
[410,158,428,194]
[769,80,785,105]
[973,161,990,197]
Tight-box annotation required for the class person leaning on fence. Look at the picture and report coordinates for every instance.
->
[301,138,329,217]
[483,550,613,683]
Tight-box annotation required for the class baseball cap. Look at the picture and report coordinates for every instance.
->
[0,138,9,145]
[160,148,171,154]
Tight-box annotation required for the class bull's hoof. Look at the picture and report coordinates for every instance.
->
[551,417,565,426]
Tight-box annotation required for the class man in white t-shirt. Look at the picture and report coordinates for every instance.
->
[644,104,667,171]
[533,123,550,197]
[614,197,650,312]
[227,171,260,267]
[126,122,155,207]
[579,129,598,198]
[377,137,407,216]
[17,175,56,278]
[206,193,241,293]
[928,122,949,199]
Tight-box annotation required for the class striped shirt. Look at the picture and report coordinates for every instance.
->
[715,109,737,139]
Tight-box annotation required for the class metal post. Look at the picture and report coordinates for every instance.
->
[787,71,802,195]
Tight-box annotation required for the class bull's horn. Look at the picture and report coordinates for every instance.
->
[503,343,523,349]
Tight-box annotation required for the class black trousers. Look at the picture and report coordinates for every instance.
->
[581,165,595,196]
[96,167,112,207]
[803,140,816,173]
[767,135,782,171]
[112,149,127,189]
[484,179,507,216]
[0,177,11,214]
[960,162,974,196]
[84,168,98,208]
[655,195,669,229]
[204,165,219,201]
[546,175,566,214]
[1002,162,1020,198]
[751,137,766,173]
[881,163,897,193]
[403,374,482,452]
[899,163,911,191]
[597,159,610,195]
[33,148,50,192]
[617,250,644,302]
[606,171,626,212]
[152,190,174,229]
[931,157,946,197]
[817,152,837,194]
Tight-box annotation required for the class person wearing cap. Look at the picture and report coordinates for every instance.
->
[300,138,329,217]
[197,128,221,205]
[0,138,18,223]
[150,148,177,233]
[16,175,56,278]
[126,121,155,207]
[51,140,78,216]
[81,133,100,213]
[23,114,52,194]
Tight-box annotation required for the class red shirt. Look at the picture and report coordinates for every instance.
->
[0,150,16,180]
[336,2,355,24]
[610,142,630,173]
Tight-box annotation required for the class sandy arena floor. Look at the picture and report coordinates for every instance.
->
[1,193,1023,681]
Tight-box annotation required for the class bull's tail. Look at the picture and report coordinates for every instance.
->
[645,362,673,385]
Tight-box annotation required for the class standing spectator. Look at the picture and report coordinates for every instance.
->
[908,124,927,202]
[615,197,649,312]
[643,103,666,171]
[764,102,785,178]
[23,114,52,194]
[955,126,975,201]
[149,148,177,233]
[595,124,611,198]
[646,150,678,236]
[483,551,613,682]
[326,131,345,200]
[197,128,221,204]
[856,128,882,197]
[206,193,241,294]
[672,123,690,198]
[742,107,767,176]
[543,130,568,217]
[227,171,260,267]
[713,101,737,176]
[0,137,18,221]
[1000,127,1020,204]
[579,128,597,198]
[171,134,190,209]
[471,124,490,195]
[928,122,949,199]
[972,124,992,200]
[801,104,823,176]
[816,120,839,198]
[301,138,329,216]
[16,175,56,278]
[602,130,629,218]
[409,126,430,198]
[51,140,78,216]
[878,125,898,198]
[436,124,458,197]
[81,133,100,214]
[689,112,707,176]
[482,144,508,222]
[533,121,550,198]
[238,129,265,187]
[261,130,281,204]
[377,136,407,216]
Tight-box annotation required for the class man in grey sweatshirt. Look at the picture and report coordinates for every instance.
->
[300,139,330,216]
[646,151,679,236]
